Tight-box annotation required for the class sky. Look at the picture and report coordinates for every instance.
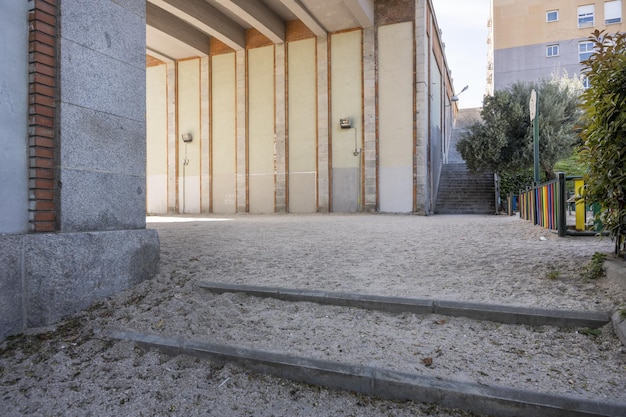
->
[431,0,491,109]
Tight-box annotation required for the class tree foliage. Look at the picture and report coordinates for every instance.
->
[457,77,583,180]
[578,30,626,254]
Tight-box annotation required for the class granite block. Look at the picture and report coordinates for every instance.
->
[58,168,147,232]
[0,235,24,339]
[24,229,159,327]
[61,0,145,69]
[59,102,145,176]
[59,39,145,122]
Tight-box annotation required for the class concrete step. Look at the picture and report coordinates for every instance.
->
[436,163,495,215]
[109,283,625,417]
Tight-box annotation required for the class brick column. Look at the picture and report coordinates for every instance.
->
[362,27,377,212]
[28,0,58,232]
[275,43,287,212]
[316,36,330,212]
[236,50,248,213]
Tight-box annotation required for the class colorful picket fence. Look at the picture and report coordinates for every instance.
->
[519,179,561,230]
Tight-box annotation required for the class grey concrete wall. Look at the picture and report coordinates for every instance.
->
[494,40,583,90]
[58,0,147,231]
[0,0,29,234]
[0,236,24,338]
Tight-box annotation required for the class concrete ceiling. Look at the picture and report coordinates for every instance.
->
[146,0,374,60]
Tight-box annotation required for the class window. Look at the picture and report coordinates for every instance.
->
[578,5,595,27]
[579,41,595,61]
[582,75,591,89]
[605,1,622,24]
[546,10,559,22]
[546,44,560,57]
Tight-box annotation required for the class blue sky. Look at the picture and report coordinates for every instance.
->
[431,0,490,109]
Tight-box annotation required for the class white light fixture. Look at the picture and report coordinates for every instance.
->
[451,85,469,102]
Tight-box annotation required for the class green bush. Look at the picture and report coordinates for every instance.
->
[578,30,626,256]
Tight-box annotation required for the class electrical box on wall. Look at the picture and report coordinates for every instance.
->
[181,133,193,143]
[339,118,352,129]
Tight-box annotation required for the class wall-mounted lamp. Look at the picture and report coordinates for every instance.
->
[181,133,193,143]
[451,85,469,102]
[339,118,352,129]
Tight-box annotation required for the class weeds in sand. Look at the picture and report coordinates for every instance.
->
[578,327,602,338]
[546,270,561,280]
[583,252,607,280]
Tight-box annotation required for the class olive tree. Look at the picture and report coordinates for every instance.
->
[578,30,626,255]
[457,76,583,181]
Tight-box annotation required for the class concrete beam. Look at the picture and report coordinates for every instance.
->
[344,0,374,28]
[215,0,285,44]
[277,0,326,37]
[147,2,210,55]
[146,48,175,64]
[148,0,246,51]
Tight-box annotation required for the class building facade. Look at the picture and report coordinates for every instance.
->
[144,0,458,216]
[491,0,626,90]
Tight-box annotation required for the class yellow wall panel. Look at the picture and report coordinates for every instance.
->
[248,46,275,213]
[378,22,414,213]
[331,30,362,169]
[288,38,317,213]
[177,59,201,213]
[211,53,237,214]
[146,64,168,214]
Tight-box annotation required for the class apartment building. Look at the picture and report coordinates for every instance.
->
[491,0,625,90]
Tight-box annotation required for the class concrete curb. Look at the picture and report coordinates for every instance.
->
[612,310,626,347]
[194,281,610,328]
[109,330,626,417]
[603,259,626,348]
[604,259,626,292]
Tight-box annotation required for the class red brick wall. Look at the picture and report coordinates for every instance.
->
[28,0,57,233]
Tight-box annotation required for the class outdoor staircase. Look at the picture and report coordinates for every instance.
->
[435,163,496,214]
[110,282,625,417]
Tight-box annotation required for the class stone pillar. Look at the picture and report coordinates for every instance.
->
[200,56,211,212]
[1,0,159,340]
[316,36,330,212]
[414,0,429,214]
[236,49,248,213]
[166,63,177,213]
[275,43,287,212]
[362,27,377,212]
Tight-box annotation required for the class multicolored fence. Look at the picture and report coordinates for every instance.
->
[516,174,605,236]
[519,179,561,229]
[518,173,573,237]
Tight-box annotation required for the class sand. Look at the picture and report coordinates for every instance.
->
[1,214,625,417]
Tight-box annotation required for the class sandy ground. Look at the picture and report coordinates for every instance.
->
[1,214,625,417]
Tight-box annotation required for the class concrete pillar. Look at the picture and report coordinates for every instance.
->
[236,50,248,212]
[275,43,287,213]
[200,56,211,212]
[414,0,430,214]
[1,0,159,341]
[167,63,177,212]
[362,27,377,212]
[316,36,330,212]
